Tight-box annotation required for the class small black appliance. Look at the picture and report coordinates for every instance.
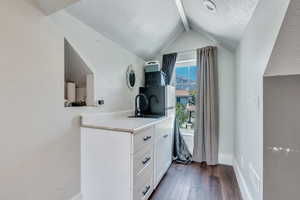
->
[139,86,166,116]
[145,71,166,87]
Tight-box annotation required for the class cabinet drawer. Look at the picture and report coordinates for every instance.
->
[155,119,173,141]
[133,127,154,154]
[133,164,153,200]
[133,145,153,178]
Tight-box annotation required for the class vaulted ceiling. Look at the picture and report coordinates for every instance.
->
[185,0,259,50]
[38,0,79,15]
[65,0,259,59]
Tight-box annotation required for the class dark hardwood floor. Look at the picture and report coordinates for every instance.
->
[150,162,242,200]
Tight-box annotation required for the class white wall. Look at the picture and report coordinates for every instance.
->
[264,0,300,76]
[262,1,300,199]
[51,11,145,112]
[263,75,300,200]
[0,1,144,199]
[234,0,290,199]
[158,31,236,165]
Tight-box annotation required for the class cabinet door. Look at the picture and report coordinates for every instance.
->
[154,118,174,188]
[164,118,174,170]
[162,130,172,173]
[81,128,132,200]
[154,135,166,188]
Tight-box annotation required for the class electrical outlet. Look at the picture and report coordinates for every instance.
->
[98,98,104,105]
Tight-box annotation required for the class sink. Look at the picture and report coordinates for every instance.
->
[128,115,163,119]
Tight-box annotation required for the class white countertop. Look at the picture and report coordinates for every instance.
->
[81,112,169,133]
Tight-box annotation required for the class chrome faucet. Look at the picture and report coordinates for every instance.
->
[135,94,149,117]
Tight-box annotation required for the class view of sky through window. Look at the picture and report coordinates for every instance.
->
[176,66,197,91]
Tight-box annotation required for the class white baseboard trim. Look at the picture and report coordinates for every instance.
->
[233,159,253,200]
[219,153,233,166]
[69,193,81,200]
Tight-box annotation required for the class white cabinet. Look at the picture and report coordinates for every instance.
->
[81,128,132,200]
[81,118,174,200]
[154,118,174,189]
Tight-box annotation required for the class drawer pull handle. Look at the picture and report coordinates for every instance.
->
[142,157,151,165]
[143,136,152,141]
[163,134,169,138]
[142,185,151,196]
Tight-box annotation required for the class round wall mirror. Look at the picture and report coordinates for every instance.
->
[126,65,136,89]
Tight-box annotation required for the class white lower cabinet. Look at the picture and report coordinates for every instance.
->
[81,118,174,200]
[154,118,174,189]
[133,163,153,200]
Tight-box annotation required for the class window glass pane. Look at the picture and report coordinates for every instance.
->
[189,66,197,82]
[175,63,197,152]
[176,65,197,132]
[176,66,198,91]
[176,67,188,90]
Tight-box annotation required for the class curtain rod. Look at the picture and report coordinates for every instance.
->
[161,48,196,55]
[165,46,216,55]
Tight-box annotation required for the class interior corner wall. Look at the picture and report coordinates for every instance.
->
[264,0,300,76]
[234,0,290,199]
[261,0,300,199]
[0,1,144,200]
[158,31,236,166]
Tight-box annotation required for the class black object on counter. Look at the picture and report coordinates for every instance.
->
[98,99,105,105]
[145,71,166,87]
[139,86,166,116]
[71,101,87,107]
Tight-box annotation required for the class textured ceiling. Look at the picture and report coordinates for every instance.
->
[183,0,260,50]
[65,0,259,59]
[38,0,79,15]
[66,0,184,59]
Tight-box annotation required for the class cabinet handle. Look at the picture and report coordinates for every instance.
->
[143,136,152,141]
[142,157,151,165]
[142,185,151,196]
[163,134,169,138]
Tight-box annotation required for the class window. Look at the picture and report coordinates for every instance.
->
[175,65,197,128]
[175,57,197,153]
[175,63,198,125]
[176,65,197,92]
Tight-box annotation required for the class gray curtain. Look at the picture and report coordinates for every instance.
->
[193,46,219,165]
[161,53,178,85]
[173,117,193,164]
[161,52,192,164]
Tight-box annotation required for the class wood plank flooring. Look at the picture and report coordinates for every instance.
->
[150,162,242,200]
